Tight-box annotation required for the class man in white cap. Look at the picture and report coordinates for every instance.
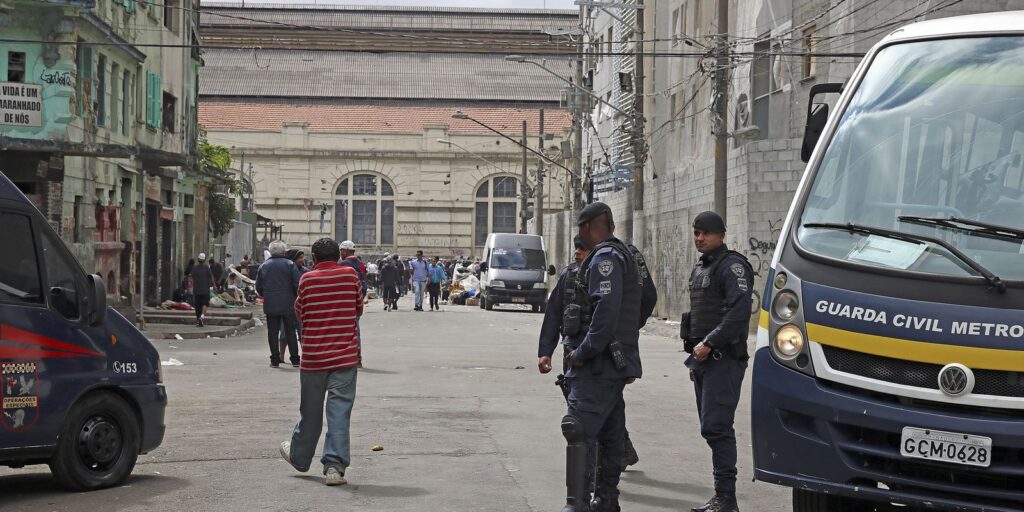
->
[192,253,214,326]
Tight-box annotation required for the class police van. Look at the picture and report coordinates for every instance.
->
[0,172,166,490]
[752,12,1024,512]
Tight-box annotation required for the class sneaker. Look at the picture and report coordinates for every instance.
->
[279,441,306,472]
[270,362,280,368]
[325,466,347,486]
[291,362,300,368]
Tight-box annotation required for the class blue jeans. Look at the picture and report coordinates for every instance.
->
[413,280,426,308]
[289,367,358,474]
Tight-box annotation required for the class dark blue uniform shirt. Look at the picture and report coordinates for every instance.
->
[538,265,585,358]
[700,244,754,350]
[568,239,642,380]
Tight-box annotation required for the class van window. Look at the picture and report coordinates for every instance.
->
[0,213,43,305]
[40,229,81,320]
[490,247,546,271]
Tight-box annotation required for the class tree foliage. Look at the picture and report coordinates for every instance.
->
[199,129,243,238]
[209,193,238,239]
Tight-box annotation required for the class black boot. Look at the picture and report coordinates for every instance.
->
[692,493,739,512]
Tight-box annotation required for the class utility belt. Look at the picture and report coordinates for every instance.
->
[563,340,629,372]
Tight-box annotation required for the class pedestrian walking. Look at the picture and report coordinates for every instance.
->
[191,253,214,327]
[555,203,646,512]
[339,241,367,367]
[255,241,302,368]
[409,250,429,311]
[682,211,754,512]
[380,255,401,311]
[281,249,309,359]
[427,256,447,311]
[209,257,225,293]
[279,237,363,487]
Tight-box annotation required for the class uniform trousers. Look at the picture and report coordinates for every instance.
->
[566,376,627,501]
[693,356,747,493]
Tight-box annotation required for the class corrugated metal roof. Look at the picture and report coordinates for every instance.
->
[200,3,578,32]
[198,101,573,134]
[199,49,573,102]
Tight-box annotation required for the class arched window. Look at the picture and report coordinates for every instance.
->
[474,175,519,246]
[334,174,395,246]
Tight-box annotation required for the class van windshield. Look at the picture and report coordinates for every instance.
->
[490,247,546,270]
[799,36,1024,282]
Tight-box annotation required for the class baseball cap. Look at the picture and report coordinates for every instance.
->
[339,240,356,251]
[198,252,207,261]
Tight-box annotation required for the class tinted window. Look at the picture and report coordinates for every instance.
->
[0,213,42,305]
[40,229,81,320]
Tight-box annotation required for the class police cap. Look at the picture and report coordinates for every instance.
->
[693,211,726,233]
[576,202,613,226]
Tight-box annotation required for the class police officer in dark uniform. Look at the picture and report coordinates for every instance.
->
[682,211,754,512]
[554,202,649,512]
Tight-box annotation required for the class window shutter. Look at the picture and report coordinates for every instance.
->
[153,73,162,128]
[144,72,153,127]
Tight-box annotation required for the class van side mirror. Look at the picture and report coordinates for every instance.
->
[479,262,488,272]
[87,274,107,326]
[801,83,843,162]
[548,265,557,276]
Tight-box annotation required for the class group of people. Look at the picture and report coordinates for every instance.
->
[374,251,463,312]
[178,253,261,326]
[538,204,754,512]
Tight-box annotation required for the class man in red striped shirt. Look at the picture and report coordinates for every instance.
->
[279,238,364,486]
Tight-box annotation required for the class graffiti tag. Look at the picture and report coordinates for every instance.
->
[40,70,73,87]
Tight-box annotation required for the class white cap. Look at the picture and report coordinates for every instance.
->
[198,252,207,261]
[339,240,356,251]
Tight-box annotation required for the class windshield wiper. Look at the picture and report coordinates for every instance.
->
[899,216,1024,242]
[803,222,1007,293]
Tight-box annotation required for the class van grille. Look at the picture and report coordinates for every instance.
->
[821,345,1024,398]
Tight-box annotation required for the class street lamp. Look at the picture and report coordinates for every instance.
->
[437,139,505,171]
[450,111,578,179]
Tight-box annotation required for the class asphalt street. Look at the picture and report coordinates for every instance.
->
[0,296,790,511]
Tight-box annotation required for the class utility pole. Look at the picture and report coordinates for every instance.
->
[536,109,545,237]
[632,0,645,210]
[574,6,585,211]
[137,166,146,329]
[520,120,529,234]
[713,0,729,217]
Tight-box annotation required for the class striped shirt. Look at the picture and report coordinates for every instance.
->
[294,261,364,372]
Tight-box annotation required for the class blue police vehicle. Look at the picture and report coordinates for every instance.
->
[752,12,1024,512]
[0,172,166,490]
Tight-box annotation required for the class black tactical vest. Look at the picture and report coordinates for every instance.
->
[561,262,590,338]
[687,249,747,341]
[581,238,643,346]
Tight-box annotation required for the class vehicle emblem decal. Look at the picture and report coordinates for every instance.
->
[938,363,974,397]
[2,361,40,432]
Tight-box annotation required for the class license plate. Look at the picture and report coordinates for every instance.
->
[512,297,526,303]
[900,427,992,468]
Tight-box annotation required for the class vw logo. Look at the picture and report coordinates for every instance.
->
[938,363,974,397]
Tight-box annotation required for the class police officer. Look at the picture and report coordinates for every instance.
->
[682,211,754,512]
[555,202,649,512]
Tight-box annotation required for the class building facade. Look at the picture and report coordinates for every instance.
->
[198,3,578,259]
[0,0,204,307]
[553,0,1024,320]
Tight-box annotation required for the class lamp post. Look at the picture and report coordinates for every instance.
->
[437,139,505,171]
[451,111,578,180]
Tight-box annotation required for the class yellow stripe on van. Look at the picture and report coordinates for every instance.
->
[807,323,1024,372]
[759,309,770,330]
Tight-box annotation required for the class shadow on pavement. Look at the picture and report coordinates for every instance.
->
[291,475,429,497]
[0,473,187,509]
[357,367,399,375]
[621,470,710,496]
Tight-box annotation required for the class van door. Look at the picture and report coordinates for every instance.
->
[0,211,105,449]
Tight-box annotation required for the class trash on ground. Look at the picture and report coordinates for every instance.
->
[372,445,384,452]
[254,318,264,327]
[174,334,184,340]
[161,358,184,366]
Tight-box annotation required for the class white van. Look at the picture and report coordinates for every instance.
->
[479,233,555,313]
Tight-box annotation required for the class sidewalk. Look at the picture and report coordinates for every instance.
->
[138,306,260,340]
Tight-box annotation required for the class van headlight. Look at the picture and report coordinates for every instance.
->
[490,280,505,288]
[772,290,799,321]
[774,324,805,360]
